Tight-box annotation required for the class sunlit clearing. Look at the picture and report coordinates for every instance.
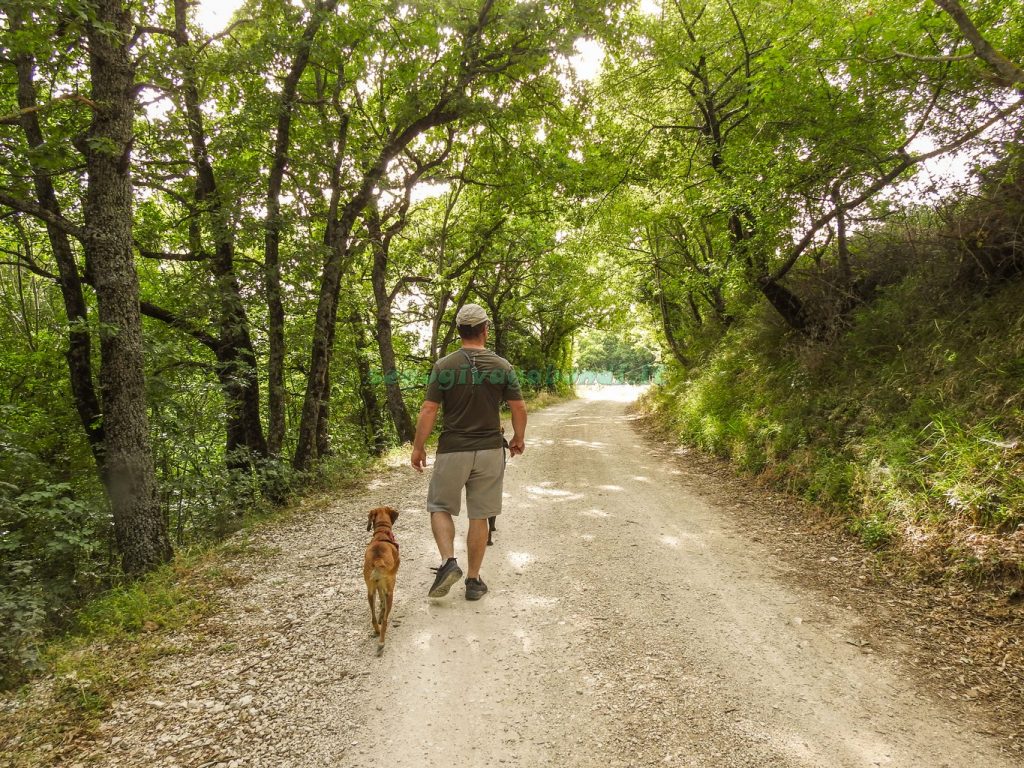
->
[507,551,534,570]
[525,484,575,497]
[413,631,432,649]
[517,595,558,608]
[514,627,533,653]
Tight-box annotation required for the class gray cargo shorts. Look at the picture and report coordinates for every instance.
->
[427,448,505,520]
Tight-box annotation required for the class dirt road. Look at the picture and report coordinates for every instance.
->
[79,388,1016,767]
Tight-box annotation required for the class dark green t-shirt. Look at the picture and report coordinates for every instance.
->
[425,348,523,454]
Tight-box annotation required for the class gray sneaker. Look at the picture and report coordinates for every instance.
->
[428,558,463,598]
[465,577,488,601]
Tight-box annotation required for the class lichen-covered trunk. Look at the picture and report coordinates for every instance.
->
[83,0,170,575]
[350,310,387,456]
[14,39,105,479]
[174,0,267,469]
[376,307,415,444]
[369,237,415,443]
[264,1,339,456]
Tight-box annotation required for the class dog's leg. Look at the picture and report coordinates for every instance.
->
[376,582,389,655]
[367,585,380,637]
[487,515,496,546]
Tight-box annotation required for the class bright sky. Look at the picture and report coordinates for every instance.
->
[195,0,239,33]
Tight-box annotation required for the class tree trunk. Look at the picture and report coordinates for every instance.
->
[438,278,478,359]
[213,336,267,468]
[652,248,690,367]
[292,97,354,471]
[686,291,703,327]
[481,296,506,359]
[315,305,340,459]
[429,291,451,362]
[658,291,690,368]
[14,34,106,479]
[265,187,287,458]
[371,241,415,443]
[832,187,852,290]
[758,278,810,332]
[173,0,267,468]
[83,0,170,575]
[933,0,1024,87]
[377,318,415,443]
[264,0,340,456]
[316,378,331,459]
[293,99,464,469]
[349,310,387,456]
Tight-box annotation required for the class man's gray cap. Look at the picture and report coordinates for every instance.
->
[456,303,489,327]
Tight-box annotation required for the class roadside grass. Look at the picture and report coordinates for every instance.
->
[641,275,1024,584]
[523,387,577,410]
[0,533,284,765]
[0,471,349,766]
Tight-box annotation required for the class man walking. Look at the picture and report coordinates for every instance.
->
[411,304,527,600]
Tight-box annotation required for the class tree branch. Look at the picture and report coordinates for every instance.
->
[197,19,255,53]
[932,0,1024,87]
[0,191,86,240]
[0,94,97,125]
[388,275,433,303]
[893,49,975,64]
[0,247,58,282]
[136,248,211,262]
[139,301,219,349]
[769,95,1024,283]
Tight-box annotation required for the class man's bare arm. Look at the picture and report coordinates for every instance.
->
[411,400,439,472]
[508,399,527,456]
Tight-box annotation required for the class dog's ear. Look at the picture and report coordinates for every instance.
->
[387,506,399,523]
[366,510,374,532]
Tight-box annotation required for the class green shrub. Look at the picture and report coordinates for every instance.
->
[850,512,896,549]
[0,483,107,687]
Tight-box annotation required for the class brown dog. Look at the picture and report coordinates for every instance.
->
[363,506,399,655]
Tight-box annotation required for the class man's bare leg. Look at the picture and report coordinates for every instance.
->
[467,518,488,579]
[431,511,456,562]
